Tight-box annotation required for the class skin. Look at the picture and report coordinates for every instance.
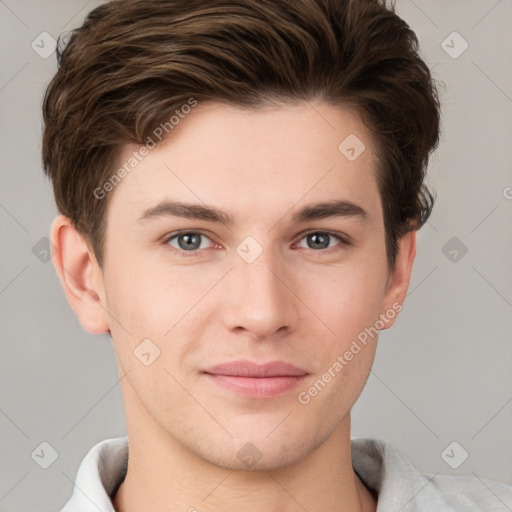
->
[51,100,416,512]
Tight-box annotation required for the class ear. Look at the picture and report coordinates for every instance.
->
[50,215,110,334]
[380,230,417,330]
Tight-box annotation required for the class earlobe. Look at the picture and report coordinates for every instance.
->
[380,231,417,329]
[50,215,110,334]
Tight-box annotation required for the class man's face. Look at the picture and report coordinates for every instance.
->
[100,101,399,470]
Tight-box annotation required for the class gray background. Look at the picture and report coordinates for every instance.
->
[1,0,511,510]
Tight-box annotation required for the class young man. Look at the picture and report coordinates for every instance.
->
[42,0,512,510]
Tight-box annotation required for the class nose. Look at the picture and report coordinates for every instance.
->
[222,243,299,340]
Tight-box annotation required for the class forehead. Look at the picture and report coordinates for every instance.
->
[106,101,381,227]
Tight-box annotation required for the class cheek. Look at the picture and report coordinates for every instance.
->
[304,259,388,339]
[105,259,213,371]
[296,275,381,414]
[106,253,190,325]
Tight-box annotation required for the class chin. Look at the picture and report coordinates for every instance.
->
[193,434,318,472]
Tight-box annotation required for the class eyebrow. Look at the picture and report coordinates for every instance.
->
[136,199,368,225]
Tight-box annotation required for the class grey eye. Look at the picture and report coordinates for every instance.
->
[167,232,212,252]
[297,232,342,250]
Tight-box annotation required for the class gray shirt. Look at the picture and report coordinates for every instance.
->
[60,436,512,511]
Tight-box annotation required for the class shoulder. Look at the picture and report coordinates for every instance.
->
[351,437,512,511]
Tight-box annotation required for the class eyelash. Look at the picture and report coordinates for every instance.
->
[163,230,350,258]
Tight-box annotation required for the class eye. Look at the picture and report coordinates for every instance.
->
[295,231,347,251]
[164,231,214,256]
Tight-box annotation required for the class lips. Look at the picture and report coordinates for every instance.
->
[203,360,308,377]
[202,360,309,398]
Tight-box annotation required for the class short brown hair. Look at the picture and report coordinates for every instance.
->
[42,0,441,269]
